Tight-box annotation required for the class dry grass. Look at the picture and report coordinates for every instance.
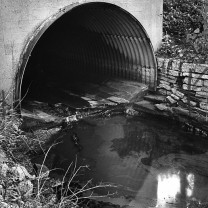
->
[0,97,117,208]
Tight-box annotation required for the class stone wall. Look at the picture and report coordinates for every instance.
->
[157,57,208,121]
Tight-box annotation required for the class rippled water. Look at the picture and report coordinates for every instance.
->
[36,115,208,207]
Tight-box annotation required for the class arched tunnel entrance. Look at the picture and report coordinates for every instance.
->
[18,2,157,111]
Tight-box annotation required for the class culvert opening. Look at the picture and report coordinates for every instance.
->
[19,2,157,111]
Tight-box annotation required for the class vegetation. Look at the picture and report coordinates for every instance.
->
[0,98,116,208]
[0,106,69,207]
[157,0,208,63]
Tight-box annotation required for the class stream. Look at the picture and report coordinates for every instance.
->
[31,111,208,208]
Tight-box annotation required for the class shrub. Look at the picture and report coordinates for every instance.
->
[163,0,204,41]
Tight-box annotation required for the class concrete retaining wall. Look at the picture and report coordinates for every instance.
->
[157,57,208,120]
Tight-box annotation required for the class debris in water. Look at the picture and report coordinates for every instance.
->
[71,132,83,152]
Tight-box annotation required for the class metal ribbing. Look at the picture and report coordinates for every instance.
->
[67,3,157,90]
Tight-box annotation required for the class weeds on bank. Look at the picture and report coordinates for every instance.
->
[0,97,117,207]
[0,135,117,207]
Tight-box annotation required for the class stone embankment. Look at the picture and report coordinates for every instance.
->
[157,57,208,118]
[134,57,208,133]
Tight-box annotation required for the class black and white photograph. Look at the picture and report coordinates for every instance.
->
[0,0,208,207]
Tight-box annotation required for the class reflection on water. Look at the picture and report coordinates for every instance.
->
[157,172,196,207]
[36,115,208,207]
[157,171,181,207]
[186,173,194,197]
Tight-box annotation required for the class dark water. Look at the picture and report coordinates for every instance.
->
[35,115,208,207]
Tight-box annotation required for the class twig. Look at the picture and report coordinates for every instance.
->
[36,142,60,198]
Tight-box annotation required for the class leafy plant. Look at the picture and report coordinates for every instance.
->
[157,0,208,63]
[163,0,204,41]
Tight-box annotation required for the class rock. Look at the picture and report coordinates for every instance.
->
[204,80,208,87]
[158,72,176,80]
[88,100,100,107]
[172,59,181,70]
[155,103,168,111]
[184,77,203,86]
[158,83,171,91]
[0,185,4,196]
[18,180,33,197]
[0,202,9,208]
[157,58,170,73]
[166,96,177,104]
[200,102,208,111]
[171,94,180,101]
[171,89,184,99]
[202,87,208,92]
[195,107,208,117]
[172,83,179,88]
[43,194,57,208]
[182,97,197,107]
[189,100,197,107]
[194,28,200,33]
[191,101,197,107]
[178,100,188,108]
[182,63,208,74]
[144,94,166,103]
[197,98,208,103]
[182,63,196,73]
[195,64,208,74]
[0,149,8,164]
[201,74,208,79]
[160,76,177,84]
[196,91,208,97]
[175,90,184,99]
[157,57,165,69]
[182,72,208,79]
[159,80,170,86]
[182,72,192,77]
[125,107,139,116]
[0,163,9,177]
[11,165,35,181]
[107,96,129,104]
[167,91,171,95]
[24,201,42,208]
[172,107,190,116]
[168,69,179,76]
[183,84,202,92]
[65,115,79,123]
[157,89,168,96]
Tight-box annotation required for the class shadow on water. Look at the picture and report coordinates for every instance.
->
[33,114,208,208]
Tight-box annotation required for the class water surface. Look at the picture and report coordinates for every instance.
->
[38,115,208,207]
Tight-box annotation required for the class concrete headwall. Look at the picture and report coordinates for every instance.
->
[0,0,163,103]
[157,57,208,122]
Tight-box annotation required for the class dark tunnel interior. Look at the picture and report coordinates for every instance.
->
[21,2,156,105]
